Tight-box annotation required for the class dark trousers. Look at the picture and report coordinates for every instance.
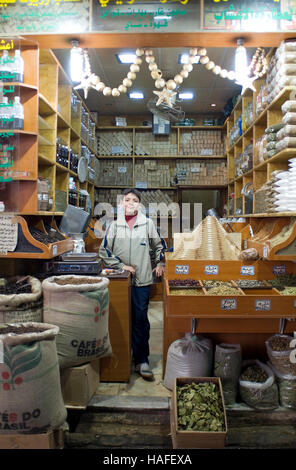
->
[131,285,151,365]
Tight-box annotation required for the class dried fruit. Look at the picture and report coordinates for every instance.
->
[241,364,268,383]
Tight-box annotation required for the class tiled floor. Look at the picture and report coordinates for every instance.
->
[96,301,171,398]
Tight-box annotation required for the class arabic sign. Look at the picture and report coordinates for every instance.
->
[0,0,89,34]
[92,0,200,32]
[203,0,296,31]
[175,264,189,274]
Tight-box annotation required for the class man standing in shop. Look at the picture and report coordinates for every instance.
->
[99,188,166,381]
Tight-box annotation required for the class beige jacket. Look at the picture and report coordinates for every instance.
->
[99,209,166,286]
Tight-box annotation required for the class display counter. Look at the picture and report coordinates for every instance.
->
[99,271,132,382]
[163,254,296,375]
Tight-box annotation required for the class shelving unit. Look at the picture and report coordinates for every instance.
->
[226,85,296,218]
[95,125,227,208]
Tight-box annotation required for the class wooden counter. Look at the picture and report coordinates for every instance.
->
[99,272,132,383]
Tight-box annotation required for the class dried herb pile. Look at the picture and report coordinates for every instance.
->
[235,280,268,289]
[177,382,225,432]
[281,287,296,295]
[170,289,204,296]
[169,279,200,287]
[52,277,102,286]
[207,286,241,296]
[29,226,65,245]
[202,280,232,288]
[241,364,268,383]
[268,274,296,290]
[269,336,293,351]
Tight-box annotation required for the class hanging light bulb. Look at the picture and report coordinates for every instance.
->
[235,38,248,84]
[70,40,83,83]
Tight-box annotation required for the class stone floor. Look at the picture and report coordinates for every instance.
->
[96,300,171,398]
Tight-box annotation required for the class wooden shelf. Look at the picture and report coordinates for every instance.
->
[38,153,55,166]
[38,115,54,131]
[39,93,56,115]
[38,134,54,147]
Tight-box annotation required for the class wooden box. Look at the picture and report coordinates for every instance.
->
[60,359,100,409]
[170,377,228,449]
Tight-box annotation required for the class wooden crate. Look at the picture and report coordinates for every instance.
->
[170,377,227,449]
[0,428,64,449]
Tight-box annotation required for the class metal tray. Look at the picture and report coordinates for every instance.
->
[61,252,98,262]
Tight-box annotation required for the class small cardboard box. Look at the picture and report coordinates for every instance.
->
[170,377,228,449]
[0,428,64,449]
[60,359,100,409]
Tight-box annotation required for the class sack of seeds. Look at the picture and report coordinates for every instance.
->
[268,362,296,409]
[0,276,43,323]
[0,322,67,434]
[163,333,213,390]
[42,275,112,369]
[239,360,279,410]
[265,334,296,375]
[214,343,242,405]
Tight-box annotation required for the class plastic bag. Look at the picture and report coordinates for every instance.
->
[276,136,296,152]
[268,362,296,409]
[277,125,296,140]
[214,343,242,405]
[265,124,284,134]
[239,248,259,261]
[283,112,296,125]
[239,360,279,410]
[163,333,213,390]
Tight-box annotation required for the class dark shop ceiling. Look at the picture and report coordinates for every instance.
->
[53,46,258,117]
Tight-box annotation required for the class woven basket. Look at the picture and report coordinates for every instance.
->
[265,334,296,376]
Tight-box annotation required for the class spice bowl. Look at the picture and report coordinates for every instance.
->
[170,377,228,449]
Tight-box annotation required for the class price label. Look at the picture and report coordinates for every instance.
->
[190,167,201,173]
[263,246,268,259]
[52,244,57,256]
[204,265,219,275]
[249,226,254,237]
[243,240,247,249]
[255,299,271,311]
[240,265,255,276]
[175,265,189,275]
[118,166,127,173]
[135,181,147,189]
[200,149,213,156]
[221,299,237,310]
[111,146,124,154]
[273,265,286,276]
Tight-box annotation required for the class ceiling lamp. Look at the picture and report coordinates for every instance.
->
[235,38,248,84]
[178,91,194,100]
[179,54,200,65]
[129,91,144,99]
[117,53,137,64]
[70,40,83,83]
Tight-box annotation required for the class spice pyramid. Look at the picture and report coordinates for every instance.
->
[171,216,241,260]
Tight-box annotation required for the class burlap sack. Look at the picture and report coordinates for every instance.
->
[0,277,43,323]
[42,275,112,369]
[0,322,67,434]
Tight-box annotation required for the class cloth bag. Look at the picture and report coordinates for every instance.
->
[0,322,67,434]
[0,277,42,323]
[164,333,213,390]
[42,275,112,368]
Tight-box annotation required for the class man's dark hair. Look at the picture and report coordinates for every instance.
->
[122,188,141,202]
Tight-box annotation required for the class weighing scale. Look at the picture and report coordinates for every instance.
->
[45,253,103,275]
